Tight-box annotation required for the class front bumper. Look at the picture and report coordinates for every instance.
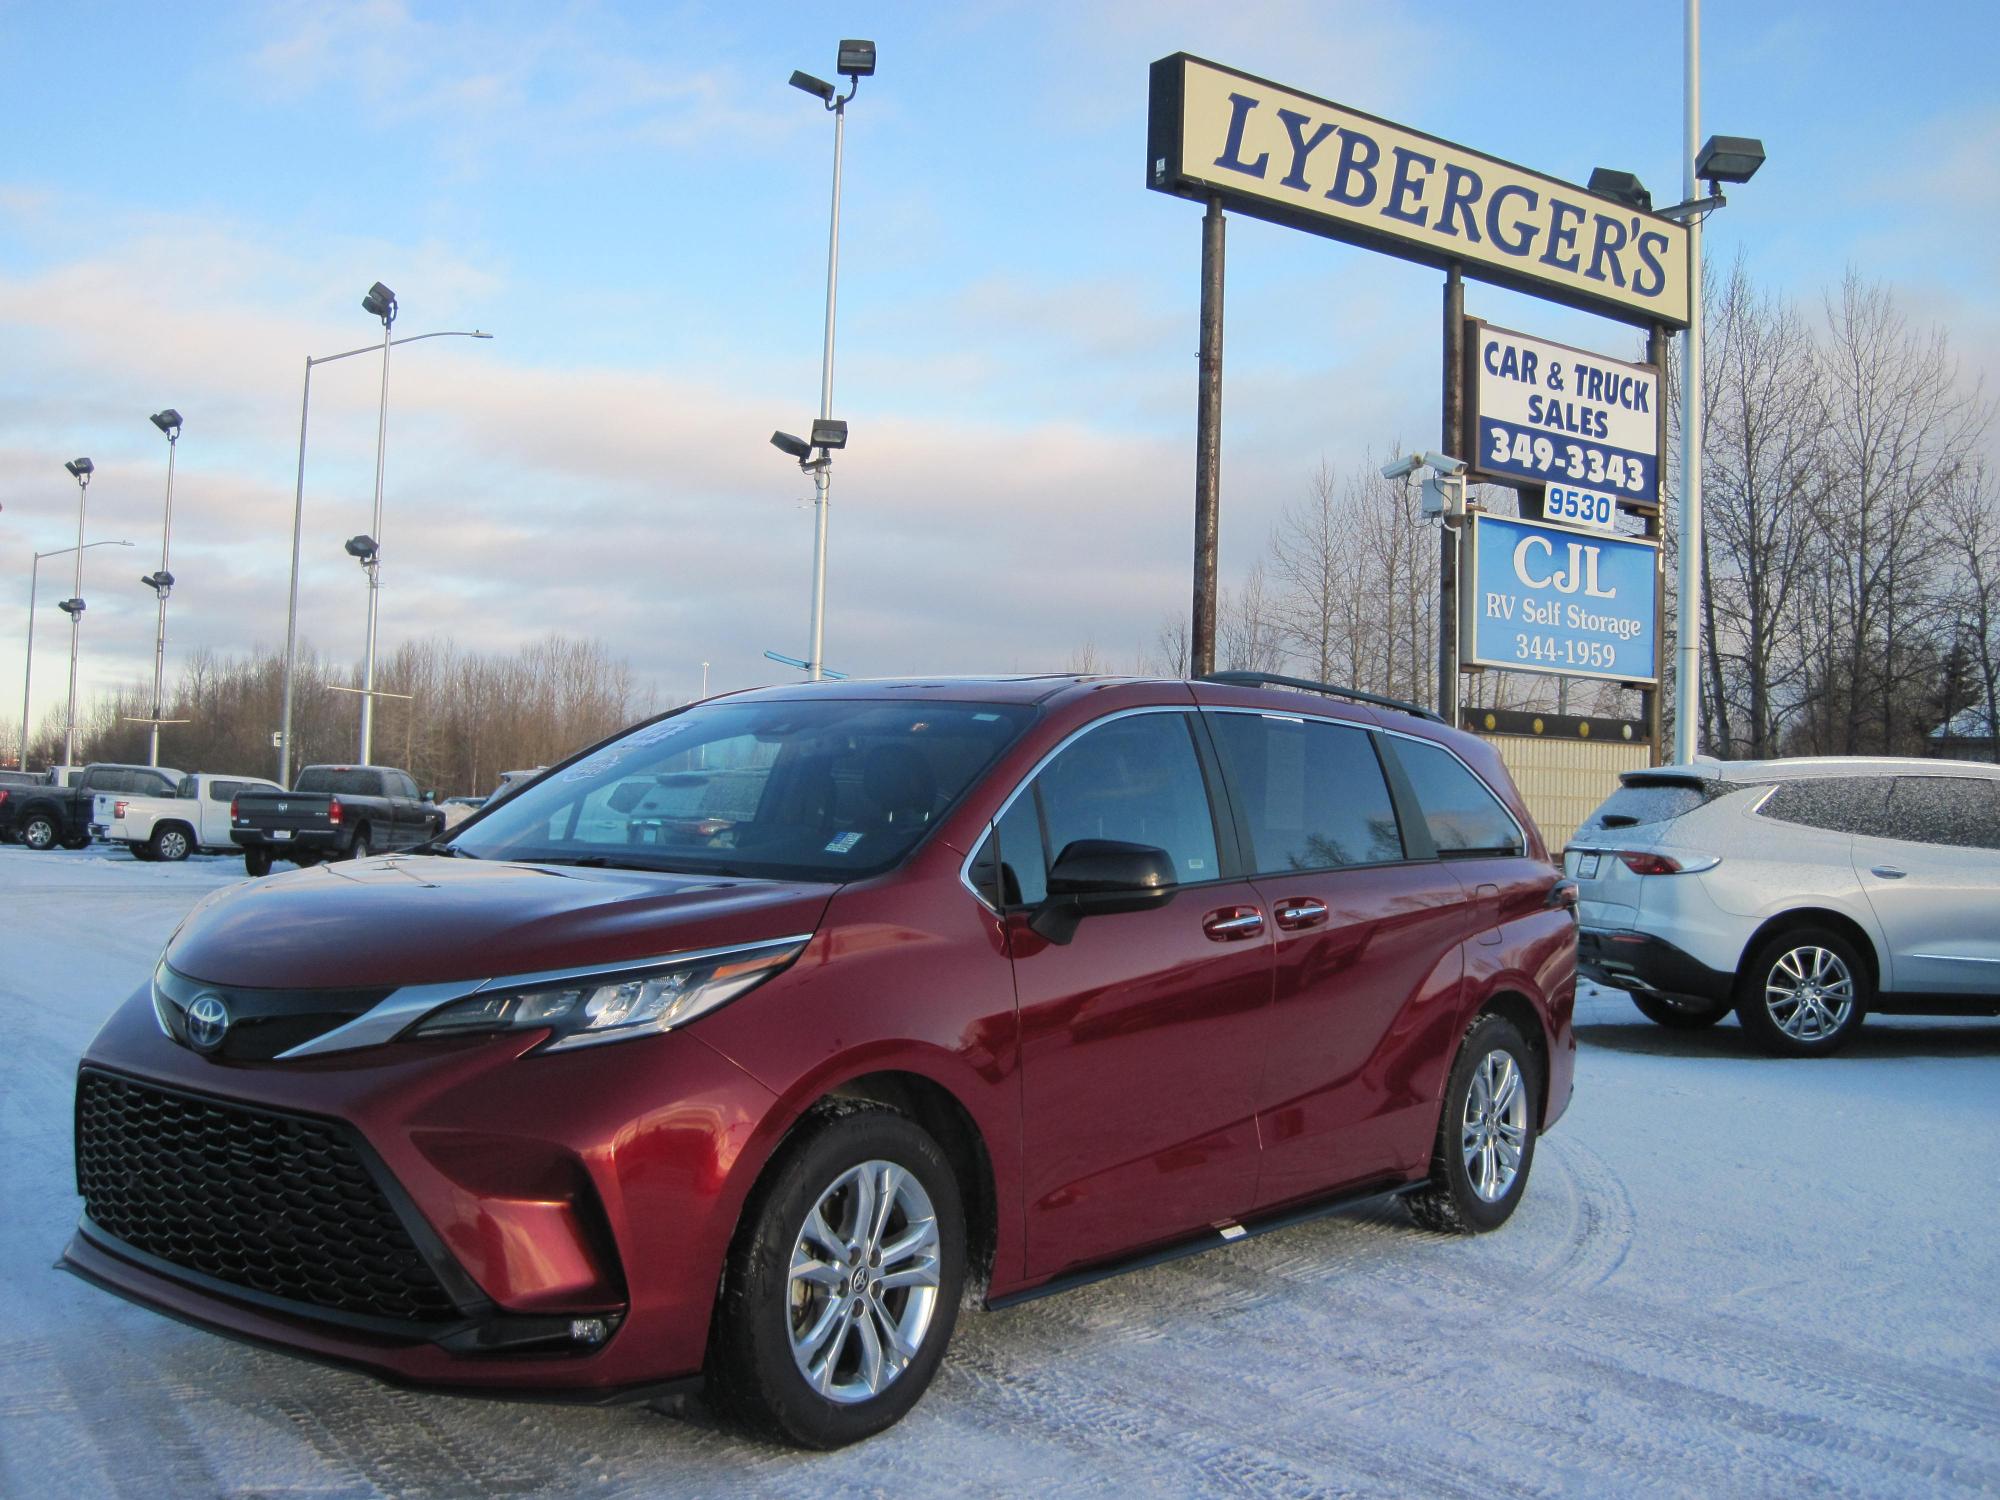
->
[63,985,782,1396]
[1578,927,1735,1006]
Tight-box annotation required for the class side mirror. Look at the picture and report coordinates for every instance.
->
[422,789,437,803]
[1029,839,1177,944]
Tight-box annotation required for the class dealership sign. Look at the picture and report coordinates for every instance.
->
[1147,54,1691,329]
[1469,323,1661,507]
[1461,513,1659,683]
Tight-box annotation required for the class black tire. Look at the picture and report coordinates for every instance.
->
[707,1105,966,1449]
[347,826,371,861]
[1631,991,1730,1029]
[294,850,322,868]
[149,824,193,863]
[243,846,274,878]
[20,813,59,851]
[1406,1013,1540,1235]
[128,842,158,862]
[1735,926,1870,1057]
[59,829,89,850]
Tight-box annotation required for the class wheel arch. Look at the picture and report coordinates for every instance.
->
[1739,907,1881,995]
[1472,990,1553,1127]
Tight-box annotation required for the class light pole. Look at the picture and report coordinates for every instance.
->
[358,281,397,764]
[58,458,94,767]
[782,39,874,681]
[140,409,182,767]
[277,317,491,785]
[19,538,132,769]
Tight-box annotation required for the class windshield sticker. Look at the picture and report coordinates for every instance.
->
[561,751,626,782]
[824,832,864,854]
[973,712,1000,721]
[626,721,689,747]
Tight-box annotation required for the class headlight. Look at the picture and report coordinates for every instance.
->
[405,936,809,1052]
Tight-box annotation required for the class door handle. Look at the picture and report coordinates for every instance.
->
[1273,897,1329,931]
[1871,866,1907,879]
[1202,906,1265,941]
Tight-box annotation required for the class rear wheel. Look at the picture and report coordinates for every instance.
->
[1631,992,1730,1029]
[347,826,371,861]
[149,824,192,863]
[127,842,157,862]
[59,830,89,850]
[707,1106,964,1449]
[1406,1013,1540,1235]
[243,846,273,878]
[21,814,58,851]
[1736,927,1869,1057]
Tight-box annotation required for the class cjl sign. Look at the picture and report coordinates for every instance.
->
[1461,513,1659,684]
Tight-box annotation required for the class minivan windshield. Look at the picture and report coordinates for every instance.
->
[448,698,1036,881]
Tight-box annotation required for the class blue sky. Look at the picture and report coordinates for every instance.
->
[3,0,1995,738]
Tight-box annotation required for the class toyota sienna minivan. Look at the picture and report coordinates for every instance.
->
[64,674,1577,1447]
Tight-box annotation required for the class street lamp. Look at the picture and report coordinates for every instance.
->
[276,319,492,785]
[137,408,183,767]
[58,458,94,767]
[18,538,131,769]
[780,38,874,682]
[357,282,398,765]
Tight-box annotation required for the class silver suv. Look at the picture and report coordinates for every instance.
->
[1567,757,2000,1055]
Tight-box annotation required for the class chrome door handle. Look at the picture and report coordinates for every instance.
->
[1871,866,1907,879]
[1273,898,1329,931]
[1202,906,1265,941]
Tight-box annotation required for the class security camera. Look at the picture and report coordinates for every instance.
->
[1421,450,1467,476]
[1380,454,1423,481]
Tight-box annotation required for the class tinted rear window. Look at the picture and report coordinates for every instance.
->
[1388,739,1523,857]
[1882,777,2000,851]
[1757,777,1897,837]
[1207,713,1404,872]
[295,769,385,796]
[1582,780,1716,832]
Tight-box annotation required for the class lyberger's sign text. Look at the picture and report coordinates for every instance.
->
[1147,55,1690,329]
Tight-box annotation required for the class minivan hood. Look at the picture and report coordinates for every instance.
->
[165,855,838,990]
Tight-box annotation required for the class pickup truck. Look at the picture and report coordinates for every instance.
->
[0,769,53,844]
[7,763,186,851]
[230,764,445,876]
[91,772,283,861]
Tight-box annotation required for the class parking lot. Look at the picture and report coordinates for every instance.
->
[3,843,1996,1497]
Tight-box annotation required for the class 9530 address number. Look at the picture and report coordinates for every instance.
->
[1486,421,1648,495]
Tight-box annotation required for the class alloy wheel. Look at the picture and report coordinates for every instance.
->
[786,1159,942,1405]
[1765,945,1855,1042]
[1460,1049,1527,1203]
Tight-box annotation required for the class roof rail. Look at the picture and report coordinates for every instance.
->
[1197,671,1446,724]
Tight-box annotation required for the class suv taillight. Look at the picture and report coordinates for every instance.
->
[1616,851,1710,875]
[328,796,343,826]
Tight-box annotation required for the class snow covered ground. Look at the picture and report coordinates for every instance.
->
[2,842,1996,1497]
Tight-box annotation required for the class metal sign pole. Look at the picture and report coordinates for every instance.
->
[1191,196,1225,677]
[1646,323,1670,765]
[1438,265,1465,724]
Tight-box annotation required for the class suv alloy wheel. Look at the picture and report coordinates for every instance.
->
[1736,927,1870,1057]
[1407,1013,1540,1234]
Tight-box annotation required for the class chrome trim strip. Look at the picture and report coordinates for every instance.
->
[274,933,816,1059]
[1908,952,2000,964]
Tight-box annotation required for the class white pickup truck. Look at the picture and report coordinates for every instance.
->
[93,772,283,861]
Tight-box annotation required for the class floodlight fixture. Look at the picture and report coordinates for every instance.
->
[65,457,94,479]
[361,280,398,323]
[770,429,813,460]
[345,534,379,564]
[141,569,175,597]
[809,418,848,450]
[837,39,876,78]
[1695,135,1765,185]
[150,409,183,437]
[789,70,836,102]
[58,597,85,616]
[1587,167,1652,212]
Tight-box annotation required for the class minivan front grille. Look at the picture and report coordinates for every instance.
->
[75,1069,460,1325]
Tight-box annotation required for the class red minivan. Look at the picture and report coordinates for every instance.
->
[65,674,1576,1447]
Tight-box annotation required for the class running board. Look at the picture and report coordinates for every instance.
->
[984,1176,1416,1311]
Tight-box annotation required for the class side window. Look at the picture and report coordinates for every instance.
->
[966,794,1049,908]
[1758,777,1896,837]
[177,775,198,799]
[96,769,133,794]
[1207,713,1404,873]
[1883,778,2000,851]
[208,780,242,803]
[1389,738,1523,857]
[1034,713,1220,884]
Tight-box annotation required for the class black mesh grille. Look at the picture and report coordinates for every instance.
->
[76,1069,460,1324]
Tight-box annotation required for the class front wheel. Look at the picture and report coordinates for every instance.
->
[707,1106,965,1449]
[1736,928,1869,1057]
[1631,992,1730,1029]
[1406,1013,1540,1235]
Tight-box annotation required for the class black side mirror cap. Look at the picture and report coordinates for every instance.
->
[1029,839,1177,944]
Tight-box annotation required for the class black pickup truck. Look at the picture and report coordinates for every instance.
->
[4,763,184,851]
[230,764,444,875]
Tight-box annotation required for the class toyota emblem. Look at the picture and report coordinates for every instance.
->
[185,994,231,1053]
